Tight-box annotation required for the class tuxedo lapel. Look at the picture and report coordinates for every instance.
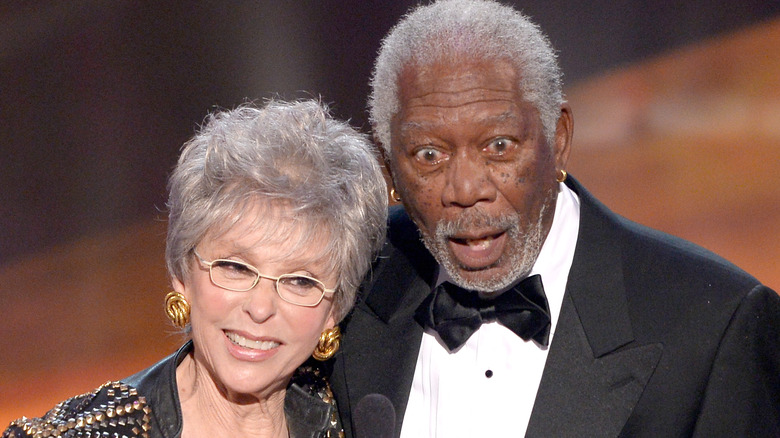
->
[334,207,436,437]
[526,294,663,437]
[527,179,663,437]
[338,271,429,429]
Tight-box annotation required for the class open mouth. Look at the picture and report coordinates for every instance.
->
[226,331,280,351]
[452,234,496,249]
[448,231,507,269]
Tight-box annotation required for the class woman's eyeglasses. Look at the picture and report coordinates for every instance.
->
[193,250,335,307]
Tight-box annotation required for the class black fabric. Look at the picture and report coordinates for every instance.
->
[415,275,551,350]
[330,176,780,438]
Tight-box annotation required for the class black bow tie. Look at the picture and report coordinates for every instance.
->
[414,274,551,351]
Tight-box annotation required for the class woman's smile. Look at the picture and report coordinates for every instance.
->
[225,330,281,351]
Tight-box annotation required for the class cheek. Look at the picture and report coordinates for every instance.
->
[188,282,235,324]
[487,162,535,209]
[399,177,442,230]
[393,162,441,207]
[514,165,533,187]
[500,164,555,212]
[284,306,332,346]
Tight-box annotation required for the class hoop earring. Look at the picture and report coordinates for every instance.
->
[312,326,341,361]
[556,169,568,183]
[165,291,190,328]
[390,187,401,202]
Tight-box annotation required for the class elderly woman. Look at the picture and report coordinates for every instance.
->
[4,100,388,438]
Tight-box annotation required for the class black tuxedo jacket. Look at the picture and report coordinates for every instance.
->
[331,177,780,437]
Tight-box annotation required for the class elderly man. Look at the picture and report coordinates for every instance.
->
[331,1,780,437]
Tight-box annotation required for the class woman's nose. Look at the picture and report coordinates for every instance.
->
[242,279,278,323]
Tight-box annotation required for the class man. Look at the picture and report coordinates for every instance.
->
[331,1,780,436]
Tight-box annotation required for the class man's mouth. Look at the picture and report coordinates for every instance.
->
[453,235,495,250]
[225,331,280,351]
[448,231,507,269]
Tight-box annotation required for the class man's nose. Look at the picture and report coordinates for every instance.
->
[441,151,497,208]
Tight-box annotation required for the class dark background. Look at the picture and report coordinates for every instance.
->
[2,0,779,266]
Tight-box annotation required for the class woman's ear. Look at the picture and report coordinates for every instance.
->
[325,312,337,330]
[172,275,187,297]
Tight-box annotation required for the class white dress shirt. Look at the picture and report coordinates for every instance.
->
[400,183,581,438]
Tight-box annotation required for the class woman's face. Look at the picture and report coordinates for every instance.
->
[173,206,336,400]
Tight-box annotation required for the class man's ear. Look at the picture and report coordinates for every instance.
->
[554,103,573,170]
[375,132,398,203]
[375,133,393,178]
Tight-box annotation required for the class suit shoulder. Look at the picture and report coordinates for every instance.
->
[349,206,435,321]
[379,206,436,275]
[616,215,759,289]
[387,205,418,241]
[574,180,765,303]
[606,211,773,327]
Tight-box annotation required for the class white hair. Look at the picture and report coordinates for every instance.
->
[370,0,564,153]
[166,100,388,322]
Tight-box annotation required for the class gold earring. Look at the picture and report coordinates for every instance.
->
[390,187,401,202]
[165,291,190,328]
[312,326,341,361]
[556,169,567,183]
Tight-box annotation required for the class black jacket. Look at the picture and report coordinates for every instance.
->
[331,176,780,437]
[4,341,341,438]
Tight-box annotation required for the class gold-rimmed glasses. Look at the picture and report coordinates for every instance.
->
[193,250,335,307]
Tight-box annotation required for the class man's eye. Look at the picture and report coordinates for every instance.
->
[484,137,514,155]
[413,147,445,164]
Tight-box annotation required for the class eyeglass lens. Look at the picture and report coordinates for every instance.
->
[209,259,325,305]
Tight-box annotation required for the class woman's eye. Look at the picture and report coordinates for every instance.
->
[278,275,325,297]
[283,275,319,289]
[413,147,446,164]
[485,137,514,155]
[215,260,254,276]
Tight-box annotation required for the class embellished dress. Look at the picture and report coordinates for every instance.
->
[3,341,343,438]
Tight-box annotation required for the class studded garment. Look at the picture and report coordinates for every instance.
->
[3,381,151,438]
[3,341,342,438]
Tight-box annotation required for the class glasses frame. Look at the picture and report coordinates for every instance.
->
[192,250,335,307]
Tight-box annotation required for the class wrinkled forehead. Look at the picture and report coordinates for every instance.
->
[398,57,520,100]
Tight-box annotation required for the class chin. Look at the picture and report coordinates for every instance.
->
[448,262,521,292]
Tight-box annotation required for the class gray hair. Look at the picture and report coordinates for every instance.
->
[370,0,564,153]
[166,100,388,322]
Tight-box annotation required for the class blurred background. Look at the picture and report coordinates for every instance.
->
[2,0,779,424]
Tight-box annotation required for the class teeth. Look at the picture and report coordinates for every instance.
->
[226,332,280,351]
[466,236,493,249]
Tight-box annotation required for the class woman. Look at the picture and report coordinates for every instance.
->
[4,100,388,438]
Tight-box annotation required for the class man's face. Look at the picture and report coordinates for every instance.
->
[387,59,570,292]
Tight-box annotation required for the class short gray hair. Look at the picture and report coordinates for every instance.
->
[370,0,564,153]
[166,100,388,322]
